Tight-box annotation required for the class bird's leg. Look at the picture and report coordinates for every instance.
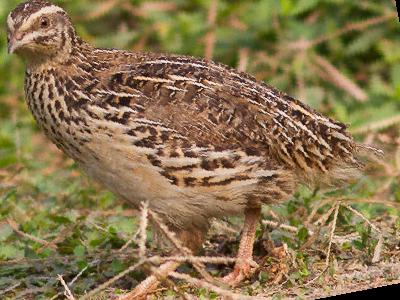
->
[222,206,261,286]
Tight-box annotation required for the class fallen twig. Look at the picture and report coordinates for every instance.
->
[169,272,264,300]
[81,259,147,300]
[286,12,397,51]
[7,218,56,249]
[313,55,367,102]
[262,219,314,236]
[57,275,76,300]
[0,282,21,297]
[351,114,400,135]
[119,228,140,252]
[326,202,340,267]
[342,203,383,263]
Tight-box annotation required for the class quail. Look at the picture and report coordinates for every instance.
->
[7,0,382,297]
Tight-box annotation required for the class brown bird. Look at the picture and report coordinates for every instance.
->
[7,0,381,298]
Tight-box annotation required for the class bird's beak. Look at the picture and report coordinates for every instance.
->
[7,32,23,54]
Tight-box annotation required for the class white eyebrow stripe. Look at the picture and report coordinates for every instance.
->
[23,31,42,40]
[19,5,65,31]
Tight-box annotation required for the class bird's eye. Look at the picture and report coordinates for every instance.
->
[40,17,50,28]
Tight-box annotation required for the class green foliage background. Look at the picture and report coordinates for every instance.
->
[0,0,399,299]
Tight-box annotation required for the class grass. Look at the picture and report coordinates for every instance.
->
[1,0,400,299]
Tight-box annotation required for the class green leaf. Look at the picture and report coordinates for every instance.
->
[259,271,269,283]
[297,227,309,243]
[346,29,384,56]
[0,225,13,241]
[49,215,72,225]
[111,259,125,274]
[292,0,319,16]
[0,244,24,259]
[352,240,364,250]
[391,64,400,86]
[341,241,352,250]
[280,0,294,15]
[73,245,86,258]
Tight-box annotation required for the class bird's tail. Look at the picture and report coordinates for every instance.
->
[297,142,383,188]
[323,142,383,186]
[356,143,384,160]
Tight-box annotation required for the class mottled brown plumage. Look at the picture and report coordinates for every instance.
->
[8,0,382,295]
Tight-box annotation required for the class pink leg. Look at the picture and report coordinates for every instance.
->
[222,207,261,286]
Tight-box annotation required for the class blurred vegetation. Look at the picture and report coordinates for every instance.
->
[0,0,399,299]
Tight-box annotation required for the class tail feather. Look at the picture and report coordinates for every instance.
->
[356,143,384,159]
[297,142,383,188]
[325,143,383,186]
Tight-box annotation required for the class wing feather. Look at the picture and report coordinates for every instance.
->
[91,53,380,185]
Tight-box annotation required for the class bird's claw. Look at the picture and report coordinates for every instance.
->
[221,259,259,287]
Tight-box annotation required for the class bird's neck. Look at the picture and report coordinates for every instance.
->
[26,36,92,72]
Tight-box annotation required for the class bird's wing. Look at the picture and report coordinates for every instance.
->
[92,54,366,184]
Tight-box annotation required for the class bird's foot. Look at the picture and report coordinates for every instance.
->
[221,259,259,287]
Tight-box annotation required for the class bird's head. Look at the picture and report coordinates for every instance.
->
[7,0,77,64]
